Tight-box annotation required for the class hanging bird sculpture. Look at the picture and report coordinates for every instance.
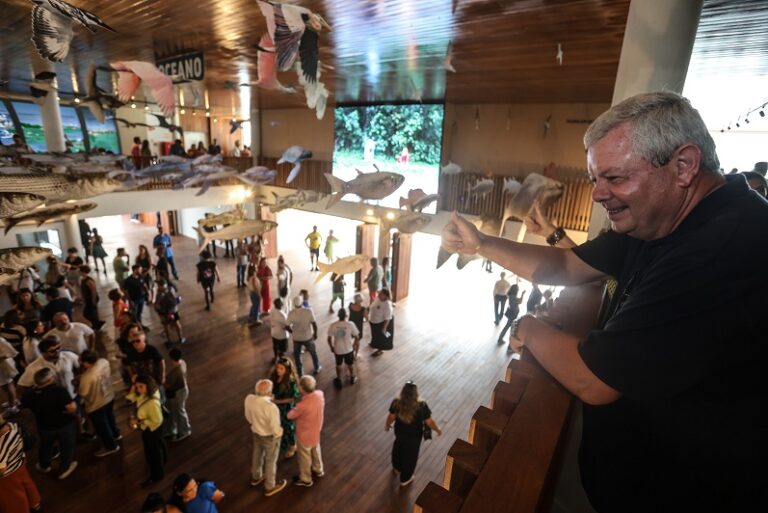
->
[30,0,116,62]
[150,114,184,138]
[278,146,312,184]
[110,61,176,117]
[229,119,250,134]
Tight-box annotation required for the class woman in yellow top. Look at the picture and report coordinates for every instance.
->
[127,374,167,486]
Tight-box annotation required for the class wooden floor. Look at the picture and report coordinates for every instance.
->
[20,215,517,513]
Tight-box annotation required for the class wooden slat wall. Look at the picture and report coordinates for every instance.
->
[391,232,412,302]
[438,170,594,232]
[259,157,334,194]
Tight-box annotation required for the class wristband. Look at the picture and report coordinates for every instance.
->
[546,227,566,246]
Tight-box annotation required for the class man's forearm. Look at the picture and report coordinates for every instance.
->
[518,318,620,405]
[478,234,575,285]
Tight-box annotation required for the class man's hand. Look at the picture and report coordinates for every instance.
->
[523,202,556,237]
[441,212,484,255]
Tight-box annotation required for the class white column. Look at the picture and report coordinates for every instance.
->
[250,103,261,165]
[62,214,83,255]
[31,55,66,152]
[587,0,704,238]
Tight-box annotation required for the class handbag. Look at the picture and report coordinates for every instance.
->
[423,422,432,441]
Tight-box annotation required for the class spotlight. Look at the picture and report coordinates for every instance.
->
[385,212,396,220]
[192,110,196,116]
[131,103,136,109]
[366,209,374,216]
[144,105,149,111]
[73,97,80,104]
[180,108,186,114]
[205,111,210,117]
[213,118,218,123]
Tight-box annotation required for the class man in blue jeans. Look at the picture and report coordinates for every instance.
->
[287,296,321,376]
[153,226,179,280]
[21,368,79,479]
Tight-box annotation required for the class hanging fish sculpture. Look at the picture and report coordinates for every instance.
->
[399,189,439,212]
[382,212,432,235]
[193,220,278,254]
[315,254,369,283]
[0,174,122,203]
[324,169,405,208]
[196,207,246,228]
[436,215,501,270]
[3,202,97,235]
[500,172,564,231]
[0,246,53,270]
[0,192,46,218]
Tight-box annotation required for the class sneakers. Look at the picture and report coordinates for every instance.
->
[265,479,287,496]
[400,475,415,487]
[333,377,343,389]
[80,432,97,441]
[173,432,191,442]
[312,470,324,478]
[179,337,187,344]
[314,366,322,375]
[95,446,121,458]
[349,375,358,385]
[114,434,123,442]
[58,461,78,480]
[293,475,313,487]
[250,477,264,487]
[36,463,51,473]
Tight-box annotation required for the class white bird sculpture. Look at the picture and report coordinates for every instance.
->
[30,0,116,62]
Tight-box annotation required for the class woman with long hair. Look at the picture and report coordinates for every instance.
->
[90,228,108,275]
[136,244,155,303]
[385,381,442,487]
[168,473,224,513]
[14,289,41,324]
[275,255,292,299]
[497,284,526,350]
[127,374,167,486]
[269,357,299,458]
[108,289,130,340]
[140,140,152,157]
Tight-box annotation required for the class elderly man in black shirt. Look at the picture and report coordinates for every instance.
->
[442,92,767,512]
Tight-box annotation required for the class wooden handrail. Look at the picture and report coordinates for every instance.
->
[414,283,604,513]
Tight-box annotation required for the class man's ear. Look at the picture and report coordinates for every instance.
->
[674,144,702,188]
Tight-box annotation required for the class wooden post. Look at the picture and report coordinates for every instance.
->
[355,223,377,293]
[391,232,412,302]
[259,206,278,259]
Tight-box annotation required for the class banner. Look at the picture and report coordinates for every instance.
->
[156,52,205,81]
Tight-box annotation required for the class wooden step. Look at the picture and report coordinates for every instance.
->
[414,482,464,513]
[443,439,488,498]
[468,405,508,454]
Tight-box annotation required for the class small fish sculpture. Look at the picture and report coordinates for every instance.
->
[441,161,462,175]
[237,166,277,186]
[503,178,522,196]
[193,220,277,254]
[0,192,46,218]
[315,254,369,283]
[324,169,405,208]
[3,202,97,235]
[382,212,431,235]
[399,189,439,212]
[501,172,564,230]
[437,216,500,270]
[470,178,495,197]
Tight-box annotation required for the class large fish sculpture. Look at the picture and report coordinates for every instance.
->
[3,202,97,235]
[193,220,278,254]
[0,246,53,270]
[437,215,501,270]
[324,169,405,208]
[315,254,369,283]
[441,161,462,175]
[0,267,20,287]
[469,178,495,197]
[269,190,325,213]
[236,166,277,186]
[0,174,123,203]
[1,193,46,218]
[399,189,439,212]
[381,212,432,234]
[501,172,564,231]
[197,207,246,228]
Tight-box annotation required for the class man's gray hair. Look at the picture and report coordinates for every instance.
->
[299,375,316,393]
[584,92,720,173]
[256,379,273,396]
[34,368,54,387]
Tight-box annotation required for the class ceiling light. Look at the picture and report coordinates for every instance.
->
[144,105,149,111]
[385,212,396,220]
[130,96,135,100]
[56,96,61,101]
[192,110,196,116]
[73,97,80,104]
[205,111,210,117]
[131,103,136,109]
[180,108,186,114]
[366,209,374,216]
[213,118,218,123]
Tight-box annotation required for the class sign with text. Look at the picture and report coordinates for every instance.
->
[156,52,205,81]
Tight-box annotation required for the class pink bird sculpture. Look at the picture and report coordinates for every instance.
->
[110,60,175,117]
[252,34,295,93]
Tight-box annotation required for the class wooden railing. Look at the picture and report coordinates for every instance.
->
[414,282,605,513]
[438,171,594,232]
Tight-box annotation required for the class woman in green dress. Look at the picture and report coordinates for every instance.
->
[269,356,300,458]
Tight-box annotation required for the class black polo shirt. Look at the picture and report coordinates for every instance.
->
[21,384,75,431]
[571,174,768,511]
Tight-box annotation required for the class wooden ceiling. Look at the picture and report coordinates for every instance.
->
[0,0,632,114]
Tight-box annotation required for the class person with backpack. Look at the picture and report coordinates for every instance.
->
[154,281,185,345]
[196,251,220,311]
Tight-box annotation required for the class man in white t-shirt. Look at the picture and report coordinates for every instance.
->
[492,272,511,325]
[18,336,79,397]
[327,308,360,388]
[45,312,94,355]
[287,296,320,377]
